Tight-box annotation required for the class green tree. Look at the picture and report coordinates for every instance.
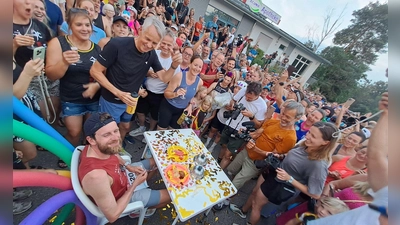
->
[349,80,388,114]
[309,46,369,102]
[333,2,388,65]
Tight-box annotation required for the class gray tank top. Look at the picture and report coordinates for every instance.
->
[167,71,200,109]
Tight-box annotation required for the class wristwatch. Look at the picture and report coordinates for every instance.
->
[249,114,255,120]
[287,176,294,183]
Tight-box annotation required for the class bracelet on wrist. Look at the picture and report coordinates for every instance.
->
[171,64,177,70]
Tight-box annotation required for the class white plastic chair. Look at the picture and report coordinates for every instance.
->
[71,146,146,225]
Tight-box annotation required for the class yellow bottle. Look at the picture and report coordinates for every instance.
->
[126,92,139,114]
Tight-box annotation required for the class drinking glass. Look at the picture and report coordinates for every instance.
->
[180,86,187,99]
[70,46,82,63]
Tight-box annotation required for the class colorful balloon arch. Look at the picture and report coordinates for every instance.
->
[12,96,95,225]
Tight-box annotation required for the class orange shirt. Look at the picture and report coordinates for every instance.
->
[325,157,367,184]
[194,22,202,37]
[248,119,297,160]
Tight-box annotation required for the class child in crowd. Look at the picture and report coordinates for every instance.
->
[190,95,213,136]
[283,197,350,225]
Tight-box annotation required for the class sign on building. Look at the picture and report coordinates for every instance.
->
[243,0,281,25]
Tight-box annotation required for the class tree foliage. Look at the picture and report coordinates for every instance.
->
[310,46,369,102]
[333,2,388,65]
[348,80,387,114]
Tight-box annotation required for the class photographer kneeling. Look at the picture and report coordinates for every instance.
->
[218,82,267,170]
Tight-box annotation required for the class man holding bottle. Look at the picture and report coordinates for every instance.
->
[90,16,182,141]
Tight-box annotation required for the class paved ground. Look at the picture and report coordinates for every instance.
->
[13,123,278,225]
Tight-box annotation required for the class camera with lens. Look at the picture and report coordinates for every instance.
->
[235,121,256,142]
[254,153,281,169]
[223,103,246,120]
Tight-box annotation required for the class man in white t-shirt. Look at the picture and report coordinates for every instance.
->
[218,82,267,170]
[226,27,236,46]
[129,29,181,138]
[309,92,388,225]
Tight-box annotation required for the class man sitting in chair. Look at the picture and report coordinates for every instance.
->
[78,112,171,222]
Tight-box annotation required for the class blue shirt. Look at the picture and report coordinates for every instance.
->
[60,21,106,44]
[273,96,286,113]
[294,120,308,142]
[205,21,218,40]
[45,0,63,35]
[247,49,258,61]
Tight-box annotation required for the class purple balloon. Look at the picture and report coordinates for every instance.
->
[19,190,96,225]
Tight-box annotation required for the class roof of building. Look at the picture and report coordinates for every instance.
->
[225,0,332,65]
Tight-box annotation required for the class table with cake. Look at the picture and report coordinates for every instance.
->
[142,129,237,225]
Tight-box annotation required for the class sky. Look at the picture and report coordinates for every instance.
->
[261,0,388,82]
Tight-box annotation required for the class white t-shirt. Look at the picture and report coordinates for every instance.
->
[309,186,388,225]
[226,33,235,45]
[225,86,266,131]
[52,0,66,4]
[146,50,181,94]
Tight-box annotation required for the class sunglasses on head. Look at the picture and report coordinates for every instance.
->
[69,8,88,15]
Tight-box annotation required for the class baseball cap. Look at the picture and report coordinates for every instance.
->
[127,6,137,15]
[113,16,128,26]
[84,112,116,137]
[361,128,371,139]
[180,24,185,28]
[236,81,248,89]
[121,10,131,20]
[171,24,178,31]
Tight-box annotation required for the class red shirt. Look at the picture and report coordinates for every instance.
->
[200,63,218,87]
[78,145,127,202]
[194,21,202,37]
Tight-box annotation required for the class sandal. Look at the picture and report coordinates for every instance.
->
[30,165,47,169]
[57,159,68,169]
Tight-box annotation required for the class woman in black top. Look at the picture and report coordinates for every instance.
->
[217,27,229,47]
[92,0,105,32]
[46,9,101,147]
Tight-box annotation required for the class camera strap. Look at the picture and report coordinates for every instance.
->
[227,96,245,132]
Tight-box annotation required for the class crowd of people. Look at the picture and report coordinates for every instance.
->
[13,0,388,225]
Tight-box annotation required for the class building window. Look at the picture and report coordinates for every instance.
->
[291,55,311,77]
[278,44,286,50]
[204,5,240,28]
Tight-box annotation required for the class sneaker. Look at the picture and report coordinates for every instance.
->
[213,199,230,210]
[13,201,32,215]
[124,136,136,145]
[229,203,246,219]
[13,189,33,201]
[129,208,157,218]
[129,127,146,137]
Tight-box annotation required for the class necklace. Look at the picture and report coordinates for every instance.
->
[24,19,33,35]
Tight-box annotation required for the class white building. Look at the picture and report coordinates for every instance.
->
[188,0,331,86]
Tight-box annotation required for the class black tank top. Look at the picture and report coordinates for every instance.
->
[214,81,230,94]
[57,36,101,103]
[93,14,105,32]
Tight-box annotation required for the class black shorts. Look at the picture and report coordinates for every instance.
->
[157,98,184,129]
[260,170,296,205]
[210,114,225,133]
[136,91,165,120]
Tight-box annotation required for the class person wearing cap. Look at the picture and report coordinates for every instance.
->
[90,16,182,142]
[126,6,140,36]
[98,16,130,49]
[60,0,106,44]
[79,112,171,222]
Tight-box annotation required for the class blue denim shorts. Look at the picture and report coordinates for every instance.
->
[61,101,99,117]
[99,96,133,123]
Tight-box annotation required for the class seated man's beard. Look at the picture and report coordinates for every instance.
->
[98,138,122,155]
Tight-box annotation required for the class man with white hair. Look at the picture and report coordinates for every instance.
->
[90,17,182,143]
